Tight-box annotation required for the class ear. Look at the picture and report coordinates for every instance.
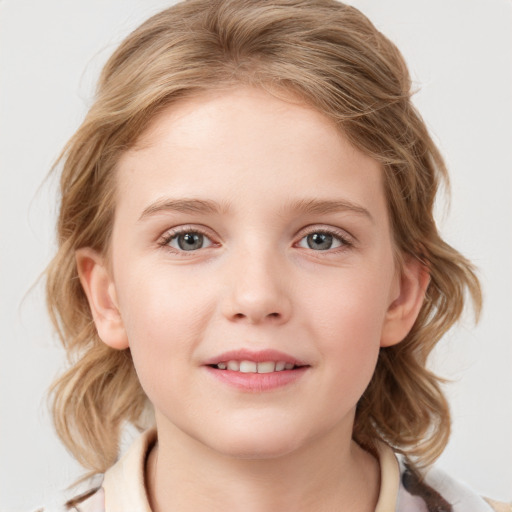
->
[380,255,430,348]
[75,247,129,350]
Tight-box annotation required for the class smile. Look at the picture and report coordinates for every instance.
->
[212,361,298,373]
[203,349,310,392]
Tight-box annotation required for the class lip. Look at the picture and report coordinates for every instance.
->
[202,348,307,366]
[202,349,310,392]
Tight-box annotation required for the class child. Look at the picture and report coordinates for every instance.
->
[43,1,509,510]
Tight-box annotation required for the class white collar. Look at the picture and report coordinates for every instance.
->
[102,429,400,511]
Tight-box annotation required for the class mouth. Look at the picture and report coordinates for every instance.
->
[203,349,310,391]
[209,360,304,373]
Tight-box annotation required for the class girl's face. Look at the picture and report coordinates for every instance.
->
[82,87,423,459]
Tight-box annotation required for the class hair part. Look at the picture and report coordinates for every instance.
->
[47,0,481,475]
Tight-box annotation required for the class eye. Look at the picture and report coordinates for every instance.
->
[297,231,349,251]
[163,230,214,251]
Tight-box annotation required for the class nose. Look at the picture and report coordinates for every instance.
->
[221,247,292,325]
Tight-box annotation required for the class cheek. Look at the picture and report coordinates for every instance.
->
[120,262,214,334]
[115,269,216,393]
[303,268,391,344]
[300,269,391,393]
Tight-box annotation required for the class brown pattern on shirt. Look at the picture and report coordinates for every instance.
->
[402,463,453,512]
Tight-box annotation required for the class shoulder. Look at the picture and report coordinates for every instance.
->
[36,430,155,512]
[397,457,511,512]
[484,498,512,512]
[31,479,105,512]
[66,487,105,512]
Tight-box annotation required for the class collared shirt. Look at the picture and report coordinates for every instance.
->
[70,430,507,512]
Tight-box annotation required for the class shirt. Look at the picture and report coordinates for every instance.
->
[66,430,509,512]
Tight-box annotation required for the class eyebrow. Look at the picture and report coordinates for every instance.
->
[285,198,374,222]
[139,198,227,220]
[138,197,373,222]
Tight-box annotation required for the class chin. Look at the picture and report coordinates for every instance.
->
[200,421,309,460]
[216,438,303,460]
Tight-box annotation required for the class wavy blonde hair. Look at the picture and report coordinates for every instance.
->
[47,0,481,474]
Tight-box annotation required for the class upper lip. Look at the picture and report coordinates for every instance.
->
[203,349,308,366]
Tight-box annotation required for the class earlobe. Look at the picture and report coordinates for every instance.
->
[380,256,430,348]
[75,248,129,350]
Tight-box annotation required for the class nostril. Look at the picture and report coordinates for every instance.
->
[228,309,287,324]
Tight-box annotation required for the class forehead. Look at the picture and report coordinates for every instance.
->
[131,87,340,153]
[115,87,386,221]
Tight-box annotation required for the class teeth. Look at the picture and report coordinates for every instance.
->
[227,360,240,371]
[216,360,297,373]
[239,361,257,373]
[257,361,275,373]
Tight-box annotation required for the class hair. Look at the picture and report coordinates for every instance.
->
[47,0,481,475]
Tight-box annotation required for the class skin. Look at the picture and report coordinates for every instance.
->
[77,87,428,511]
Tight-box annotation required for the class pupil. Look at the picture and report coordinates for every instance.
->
[178,233,203,250]
[307,233,332,250]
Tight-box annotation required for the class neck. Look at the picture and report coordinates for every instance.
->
[146,418,380,512]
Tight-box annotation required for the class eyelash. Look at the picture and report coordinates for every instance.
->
[158,226,216,253]
[157,225,354,254]
[295,226,354,252]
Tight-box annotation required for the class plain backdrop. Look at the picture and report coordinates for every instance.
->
[1,0,511,510]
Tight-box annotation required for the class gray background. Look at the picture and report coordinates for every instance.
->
[1,0,511,509]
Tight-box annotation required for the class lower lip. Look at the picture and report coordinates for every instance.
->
[204,366,309,392]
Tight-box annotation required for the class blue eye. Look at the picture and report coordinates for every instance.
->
[167,231,213,251]
[298,232,345,251]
